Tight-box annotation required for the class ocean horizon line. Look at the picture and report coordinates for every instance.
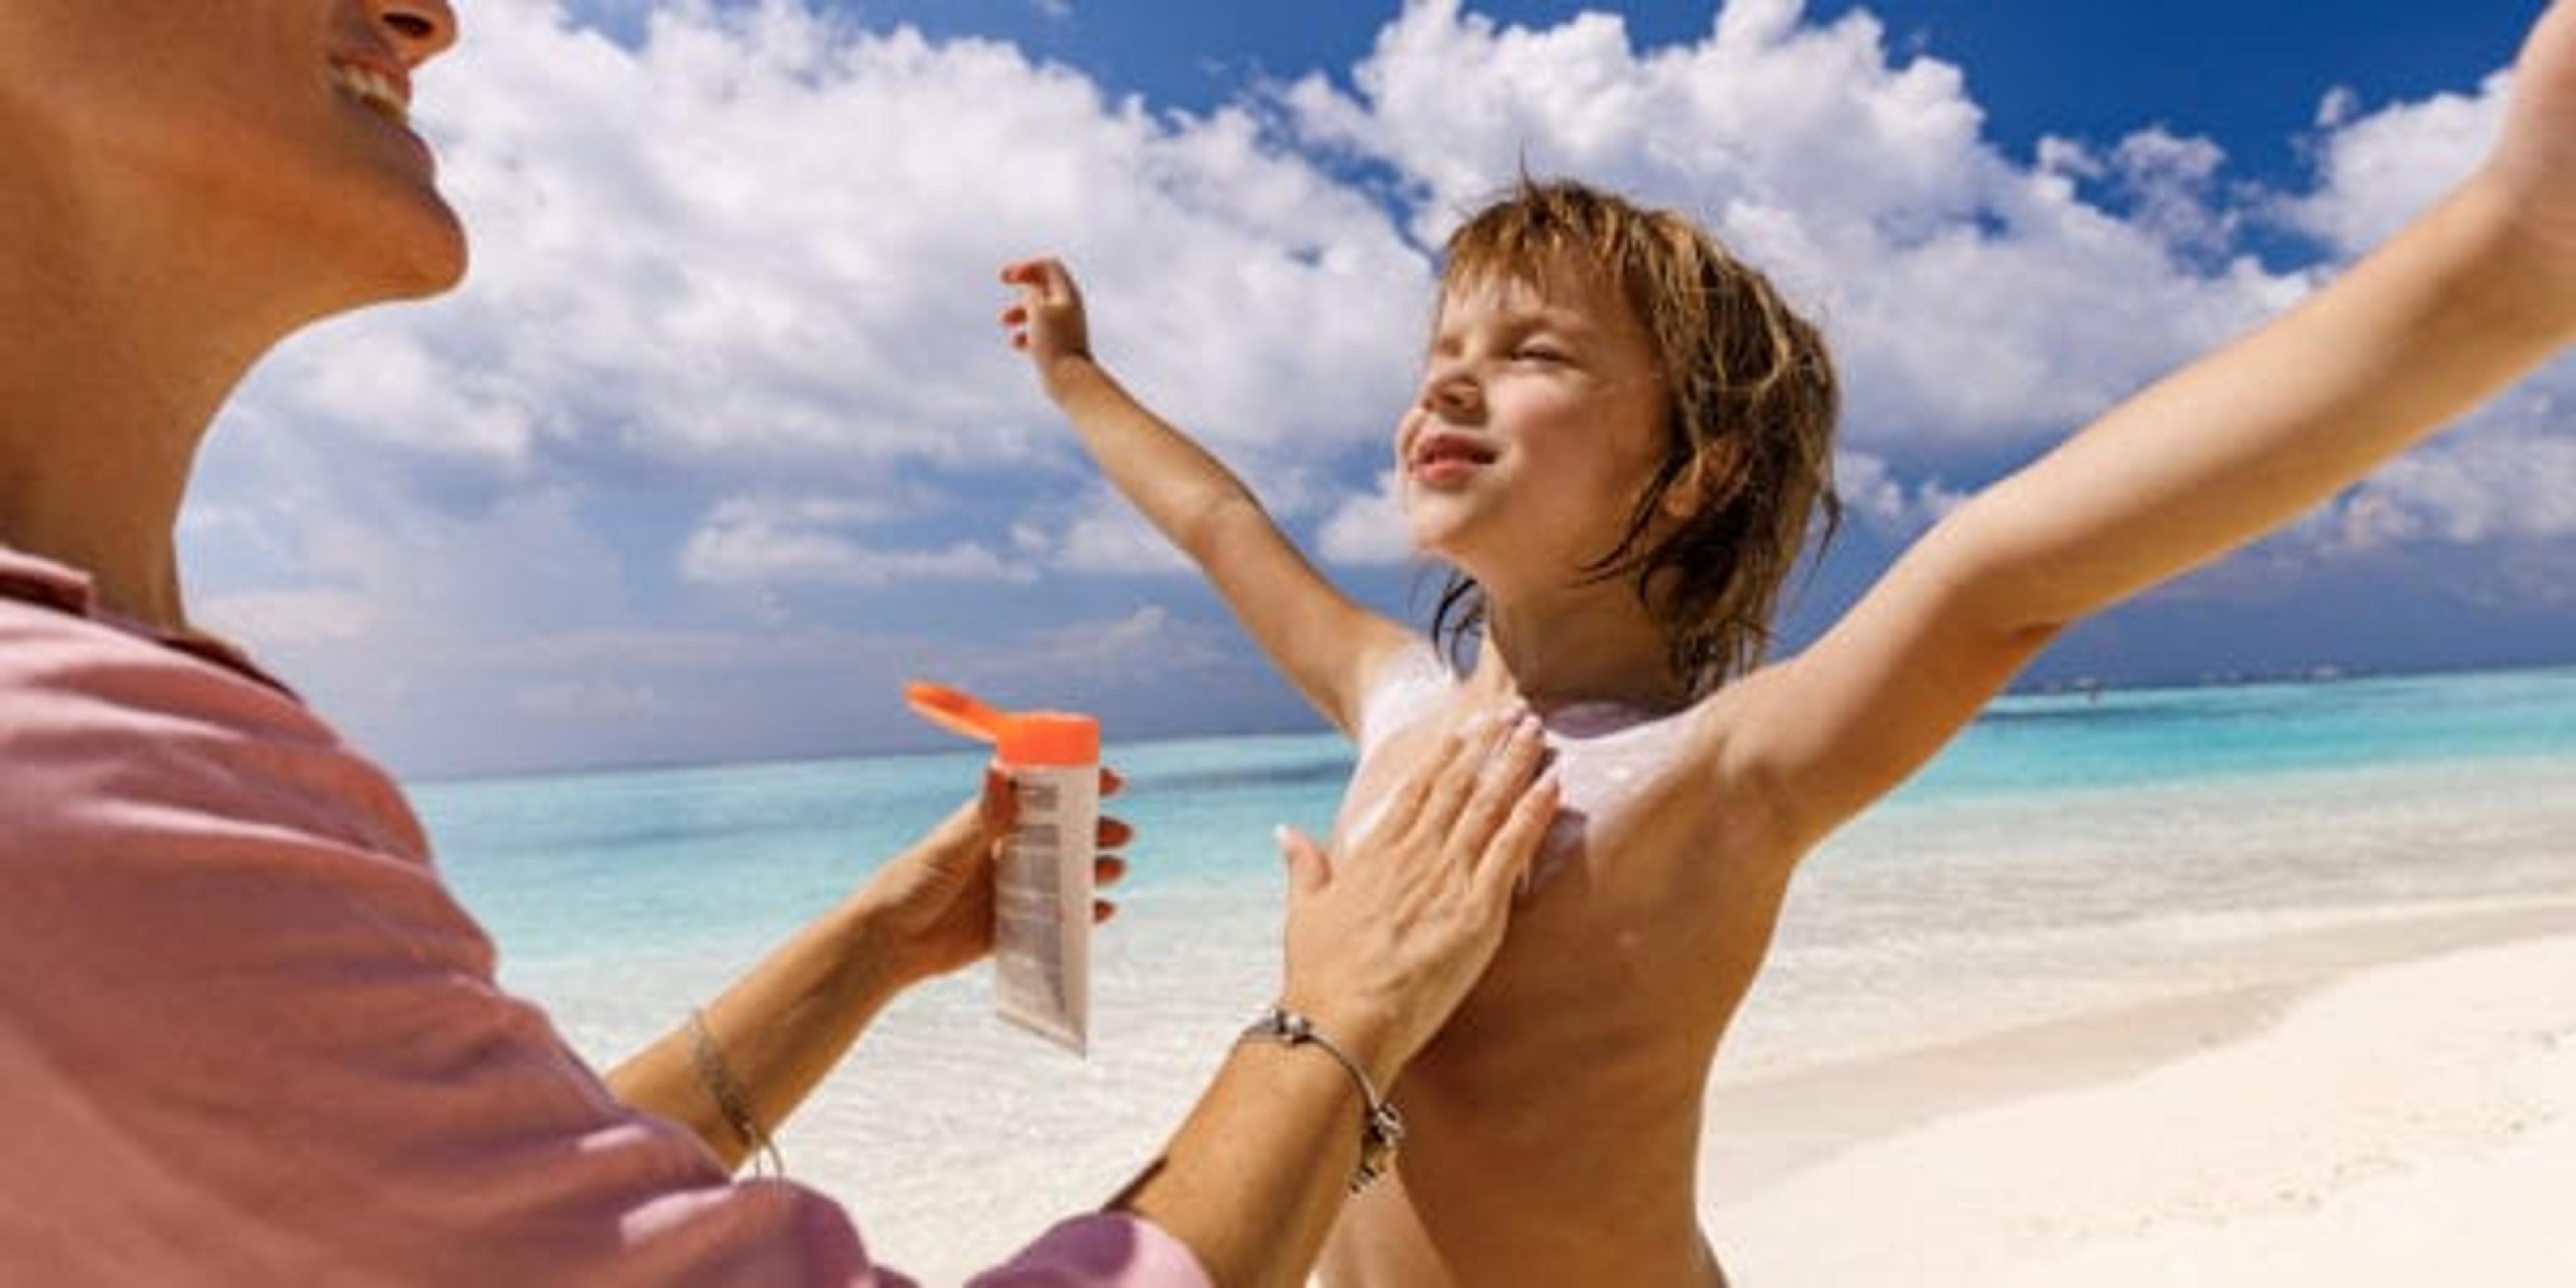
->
[400,656,2576,790]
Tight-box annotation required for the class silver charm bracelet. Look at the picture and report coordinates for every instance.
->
[1239,1005,1405,1192]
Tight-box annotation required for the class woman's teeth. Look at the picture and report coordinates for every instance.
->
[329,62,409,127]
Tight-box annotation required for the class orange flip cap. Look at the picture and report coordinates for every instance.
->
[905,680,1099,767]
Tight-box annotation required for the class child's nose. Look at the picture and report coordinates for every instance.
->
[1417,368,1481,417]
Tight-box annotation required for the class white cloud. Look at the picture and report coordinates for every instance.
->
[959,604,1236,688]
[2323,405,2576,553]
[225,0,1430,500]
[1833,450,1968,536]
[2104,127,2235,257]
[195,588,380,647]
[1317,470,1415,566]
[1028,491,1195,575]
[680,494,1034,586]
[2284,72,2508,256]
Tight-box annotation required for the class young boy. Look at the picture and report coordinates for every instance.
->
[1001,7,2576,1281]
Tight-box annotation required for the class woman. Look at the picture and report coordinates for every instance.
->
[0,2,1560,1283]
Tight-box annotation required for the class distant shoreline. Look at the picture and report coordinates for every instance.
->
[403,657,2576,788]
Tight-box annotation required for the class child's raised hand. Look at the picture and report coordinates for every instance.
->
[999,257,1095,395]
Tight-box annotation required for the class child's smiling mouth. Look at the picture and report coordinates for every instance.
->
[1410,430,1499,485]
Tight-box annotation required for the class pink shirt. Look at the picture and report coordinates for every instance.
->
[0,547,1208,1287]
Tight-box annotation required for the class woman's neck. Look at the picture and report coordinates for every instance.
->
[0,193,274,632]
[0,452,194,629]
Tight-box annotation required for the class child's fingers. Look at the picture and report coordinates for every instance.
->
[1097,816,1134,849]
[1095,855,1128,888]
[999,257,1075,301]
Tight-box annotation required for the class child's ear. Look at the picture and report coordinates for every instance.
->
[1664,436,1744,521]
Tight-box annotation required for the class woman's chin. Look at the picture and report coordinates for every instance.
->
[354,203,471,303]
[392,201,471,294]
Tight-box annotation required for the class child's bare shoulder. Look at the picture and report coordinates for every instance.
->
[1353,638,1454,753]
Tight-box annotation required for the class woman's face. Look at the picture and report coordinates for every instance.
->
[1,0,467,303]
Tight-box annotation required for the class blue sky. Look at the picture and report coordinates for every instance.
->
[189,1,2571,778]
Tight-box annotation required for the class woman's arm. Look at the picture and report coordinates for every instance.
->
[1732,4,2576,841]
[1002,258,1415,734]
[1110,712,1559,1287]
[606,772,1130,1171]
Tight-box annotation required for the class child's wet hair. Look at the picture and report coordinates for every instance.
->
[1430,178,1841,695]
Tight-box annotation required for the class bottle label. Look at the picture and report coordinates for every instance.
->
[991,763,1095,1055]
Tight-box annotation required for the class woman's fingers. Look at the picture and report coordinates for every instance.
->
[1353,709,1536,865]
[1446,716,1547,858]
[1471,771,1560,904]
[1401,710,1526,847]
[1375,724,1462,841]
[977,767,1014,832]
[1277,824,1331,898]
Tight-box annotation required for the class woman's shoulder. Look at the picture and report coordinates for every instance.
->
[0,564,428,866]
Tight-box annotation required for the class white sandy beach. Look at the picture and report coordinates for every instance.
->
[1702,924,2576,1285]
[814,899,2576,1285]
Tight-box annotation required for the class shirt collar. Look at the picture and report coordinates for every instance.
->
[0,545,299,698]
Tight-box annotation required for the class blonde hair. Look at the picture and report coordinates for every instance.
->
[1430,178,1841,694]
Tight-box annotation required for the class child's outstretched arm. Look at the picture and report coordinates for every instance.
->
[1733,3,2576,840]
[1000,258,1413,734]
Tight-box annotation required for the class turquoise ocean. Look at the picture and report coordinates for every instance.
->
[417,665,2576,1276]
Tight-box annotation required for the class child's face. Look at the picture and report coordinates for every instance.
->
[1397,262,1671,590]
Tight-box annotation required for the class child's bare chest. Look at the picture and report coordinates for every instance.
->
[1332,690,1703,894]
[1331,668,1792,1069]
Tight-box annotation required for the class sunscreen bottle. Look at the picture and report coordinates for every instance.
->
[905,681,1099,1055]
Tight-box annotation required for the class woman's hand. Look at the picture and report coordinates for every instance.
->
[1275,711,1559,1084]
[852,766,1131,989]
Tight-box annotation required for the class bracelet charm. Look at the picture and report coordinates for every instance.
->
[1240,1005,1405,1192]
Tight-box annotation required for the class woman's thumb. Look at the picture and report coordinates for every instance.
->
[1276,824,1329,896]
